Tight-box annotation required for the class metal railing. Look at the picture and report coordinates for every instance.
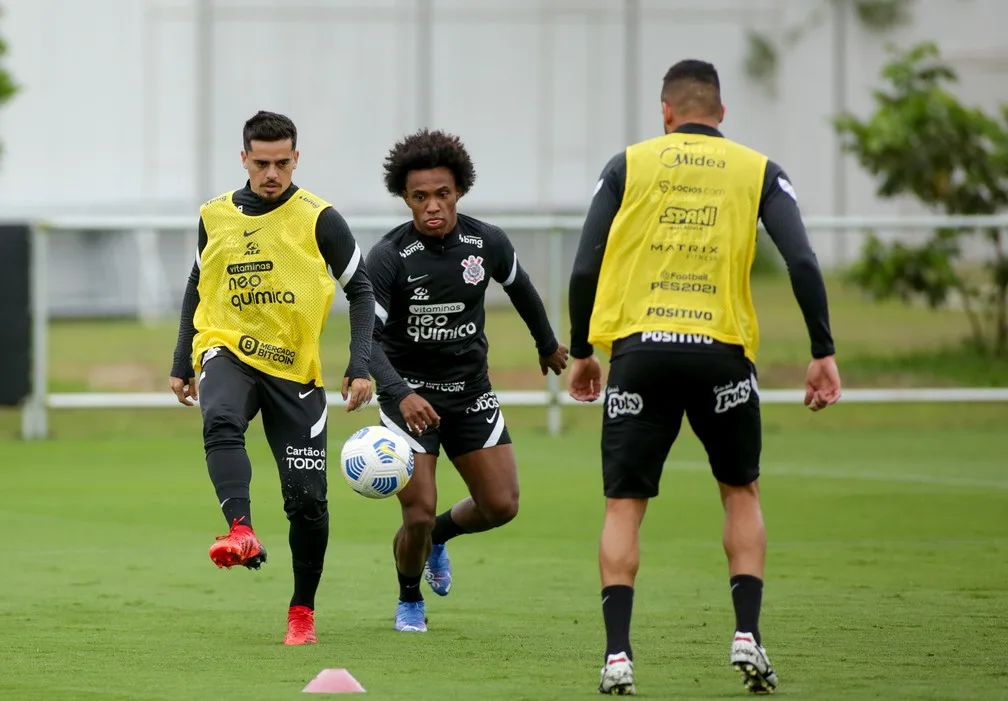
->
[19,212,1008,440]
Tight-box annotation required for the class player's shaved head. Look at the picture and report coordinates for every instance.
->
[661,59,722,121]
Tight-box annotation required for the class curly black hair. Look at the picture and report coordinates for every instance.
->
[383,129,477,197]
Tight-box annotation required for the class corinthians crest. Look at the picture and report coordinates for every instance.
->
[461,255,485,285]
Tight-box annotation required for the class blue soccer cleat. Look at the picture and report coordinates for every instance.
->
[424,543,453,596]
[394,600,427,632]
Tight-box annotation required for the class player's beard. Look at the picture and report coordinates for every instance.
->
[258,181,284,201]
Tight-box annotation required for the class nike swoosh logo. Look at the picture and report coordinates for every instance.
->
[486,409,499,424]
[407,274,428,283]
[298,389,315,399]
[244,228,261,237]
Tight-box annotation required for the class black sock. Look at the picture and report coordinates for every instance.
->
[730,574,763,645]
[221,498,252,529]
[430,510,467,546]
[289,513,329,610]
[207,447,252,526]
[602,585,634,661]
[398,569,423,603]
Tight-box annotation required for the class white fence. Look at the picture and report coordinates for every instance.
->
[19,213,1008,440]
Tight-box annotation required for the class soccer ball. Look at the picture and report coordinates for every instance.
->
[340,426,414,499]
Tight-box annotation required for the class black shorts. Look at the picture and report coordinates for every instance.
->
[378,382,511,461]
[197,346,329,517]
[602,348,761,498]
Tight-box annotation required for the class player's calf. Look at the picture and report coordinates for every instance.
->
[209,517,267,569]
[284,500,329,612]
[730,632,778,694]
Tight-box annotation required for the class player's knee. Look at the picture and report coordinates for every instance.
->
[718,477,761,506]
[401,504,436,538]
[284,490,328,524]
[603,496,648,530]
[479,493,519,527]
[202,410,246,452]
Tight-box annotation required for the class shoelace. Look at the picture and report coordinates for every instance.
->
[215,517,251,540]
[288,614,314,635]
[397,604,423,620]
[215,527,255,560]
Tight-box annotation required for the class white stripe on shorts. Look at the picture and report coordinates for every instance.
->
[483,409,506,449]
[310,401,328,439]
[379,407,427,453]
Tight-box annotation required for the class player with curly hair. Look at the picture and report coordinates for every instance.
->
[365,128,569,632]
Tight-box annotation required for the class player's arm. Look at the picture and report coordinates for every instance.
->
[568,151,626,359]
[315,207,374,383]
[488,226,560,359]
[758,162,835,359]
[169,218,207,405]
[362,240,413,406]
[365,240,440,431]
[759,161,841,410]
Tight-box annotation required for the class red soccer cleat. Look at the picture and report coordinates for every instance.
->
[208,518,267,570]
[284,605,318,645]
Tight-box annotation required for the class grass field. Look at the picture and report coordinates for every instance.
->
[42,276,1008,394]
[0,403,1006,700]
[2,277,1008,700]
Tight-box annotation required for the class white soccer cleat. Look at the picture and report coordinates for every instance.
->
[599,652,635,695]
[730,631,778,694]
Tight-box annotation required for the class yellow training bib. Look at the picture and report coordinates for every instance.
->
[588,133,768,362]
[192,189,336,385]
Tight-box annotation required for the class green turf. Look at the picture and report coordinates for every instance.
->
[44,277,1008,393]
[5,270,1008,699]
[1,403,1006,700]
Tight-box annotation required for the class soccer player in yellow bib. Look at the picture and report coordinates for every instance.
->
[169,111,375,646]
[567,61,842,695]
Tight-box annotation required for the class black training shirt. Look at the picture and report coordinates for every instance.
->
[366,213,557,405]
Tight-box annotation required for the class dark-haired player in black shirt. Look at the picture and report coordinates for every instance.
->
[365,129,568,632]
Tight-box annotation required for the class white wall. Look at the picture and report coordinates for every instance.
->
[1,0,1007,316]
[1,0,1005,218]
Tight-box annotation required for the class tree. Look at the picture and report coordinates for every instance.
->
[743,0,915,95]
[833,41,1008,354]
[0,5,17,157]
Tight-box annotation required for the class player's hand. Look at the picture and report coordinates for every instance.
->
[342,376,374,412]
[399,392,440,435]
[540,343,570,376]
[567,356,603,402]
[804,355,841,412]
[169,375,198,406]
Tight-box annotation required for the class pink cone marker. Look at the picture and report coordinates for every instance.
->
[302,668,366,694]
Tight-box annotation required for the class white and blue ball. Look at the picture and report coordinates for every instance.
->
[340,426,414,499]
